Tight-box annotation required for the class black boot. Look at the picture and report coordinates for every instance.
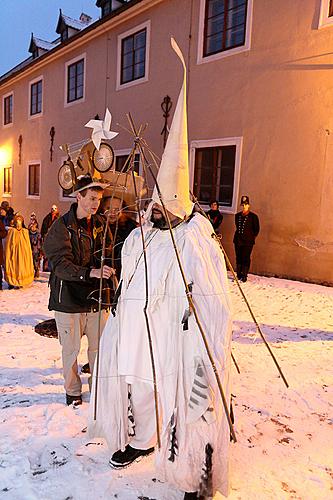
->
[66,394,82,406]
[241,266,249,282]
[184,493,198,500]
[236,264,242,280]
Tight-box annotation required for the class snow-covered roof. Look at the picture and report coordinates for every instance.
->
[56,10,93,34]
[29,35,57,54]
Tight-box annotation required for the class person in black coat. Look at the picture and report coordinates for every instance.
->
[206,200,223,234]
[233,195,260,282]
[41,205,60,271]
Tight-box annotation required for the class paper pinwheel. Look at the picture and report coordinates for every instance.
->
[85,108,118,150]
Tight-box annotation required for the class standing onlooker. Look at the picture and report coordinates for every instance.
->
[0,217,7,290]
[41,205,59,271]
[233,195,260,282]
[28,217,42,278]
[1,201,15,228]
[206,200,223,234]
[44,174,115,406]
[5,214,34,288]
[99,194,137,279]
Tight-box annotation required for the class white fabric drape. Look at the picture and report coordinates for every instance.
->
[88,213,233,496]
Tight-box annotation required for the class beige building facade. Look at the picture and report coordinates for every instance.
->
[1,0,333,284]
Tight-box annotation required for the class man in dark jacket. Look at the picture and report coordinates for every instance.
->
[44,174,115,406]
[41,204,59,271]
[233,195,260,282]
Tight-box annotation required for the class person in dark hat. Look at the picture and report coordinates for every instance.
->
[44,174,115,406]
[233,195,260,282]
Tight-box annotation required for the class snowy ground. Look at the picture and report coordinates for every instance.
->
[0,273,332,500]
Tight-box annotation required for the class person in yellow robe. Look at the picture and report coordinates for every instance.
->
[5,214,34,288]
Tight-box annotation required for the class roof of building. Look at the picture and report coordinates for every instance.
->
[28,35,57,53]
[0,0,143,86]
[56,10,93,34]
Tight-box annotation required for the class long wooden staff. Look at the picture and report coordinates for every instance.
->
[93,155,135,421]
[126,118,162,448]
[191,195,289,389]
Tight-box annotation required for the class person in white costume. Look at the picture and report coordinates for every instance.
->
[88,39,233,500]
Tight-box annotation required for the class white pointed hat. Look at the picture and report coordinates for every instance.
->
[152,38,193,219]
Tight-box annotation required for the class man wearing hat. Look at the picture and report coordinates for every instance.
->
[88,40,233,500]
[233,195,260,282]
[44,174,115,406]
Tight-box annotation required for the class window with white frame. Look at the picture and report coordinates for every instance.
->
[3,93,13,125]
[197,0,253,64]
[3,166,12,194]
[28,163,40,197]
[190,137,242,213]
[30,79,43,116]
[66,55,85,104]
[318,0,333,27]
[117,21,150,89]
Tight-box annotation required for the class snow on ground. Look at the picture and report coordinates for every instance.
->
[0,273,332,500]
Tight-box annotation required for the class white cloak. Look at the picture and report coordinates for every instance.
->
[88,213,233,496]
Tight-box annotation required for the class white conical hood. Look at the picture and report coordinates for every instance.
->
[152,38,193,218]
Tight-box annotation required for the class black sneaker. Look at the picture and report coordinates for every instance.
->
[109,444,154,468]
[184,493,198,500]
[66,394,82,406]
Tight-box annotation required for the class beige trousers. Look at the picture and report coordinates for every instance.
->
[55,310,108,396]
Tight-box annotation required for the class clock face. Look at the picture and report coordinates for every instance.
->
[58,160,76,190]
[92,143,114,172]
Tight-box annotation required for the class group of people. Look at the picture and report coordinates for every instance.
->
[42,39,235,500]
[207,196,260,283]
[0,202,59,289]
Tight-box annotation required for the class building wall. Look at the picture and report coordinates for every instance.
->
[0,0,333,284]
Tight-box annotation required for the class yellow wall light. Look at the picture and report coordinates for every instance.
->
[0,146,12,166]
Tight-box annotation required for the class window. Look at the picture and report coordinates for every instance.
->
[4,166,12,195]
[204,0,248,57]
[318,0,333,27]
[115,153,140,173]
[102,1,112,17]
[3,93,13,125]
[67,58,84,103]
[117,21,150,89]
[30,80,43,115]
[197,0,253,63]
[190,137,242,213]
[28,163,40,197]
[121,29,146,84]
[61,28,69,42]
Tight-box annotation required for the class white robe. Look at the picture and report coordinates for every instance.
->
[88,213,233,496]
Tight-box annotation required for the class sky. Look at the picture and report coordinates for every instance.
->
[0,0,100,76]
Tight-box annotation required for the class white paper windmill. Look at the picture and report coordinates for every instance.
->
[85,108,118,150]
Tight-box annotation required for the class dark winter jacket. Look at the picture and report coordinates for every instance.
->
[206,209,223,232]
[233,211,260,246]
[41,211,59,240]
[0,219,7,266]
[44,203,114,313]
